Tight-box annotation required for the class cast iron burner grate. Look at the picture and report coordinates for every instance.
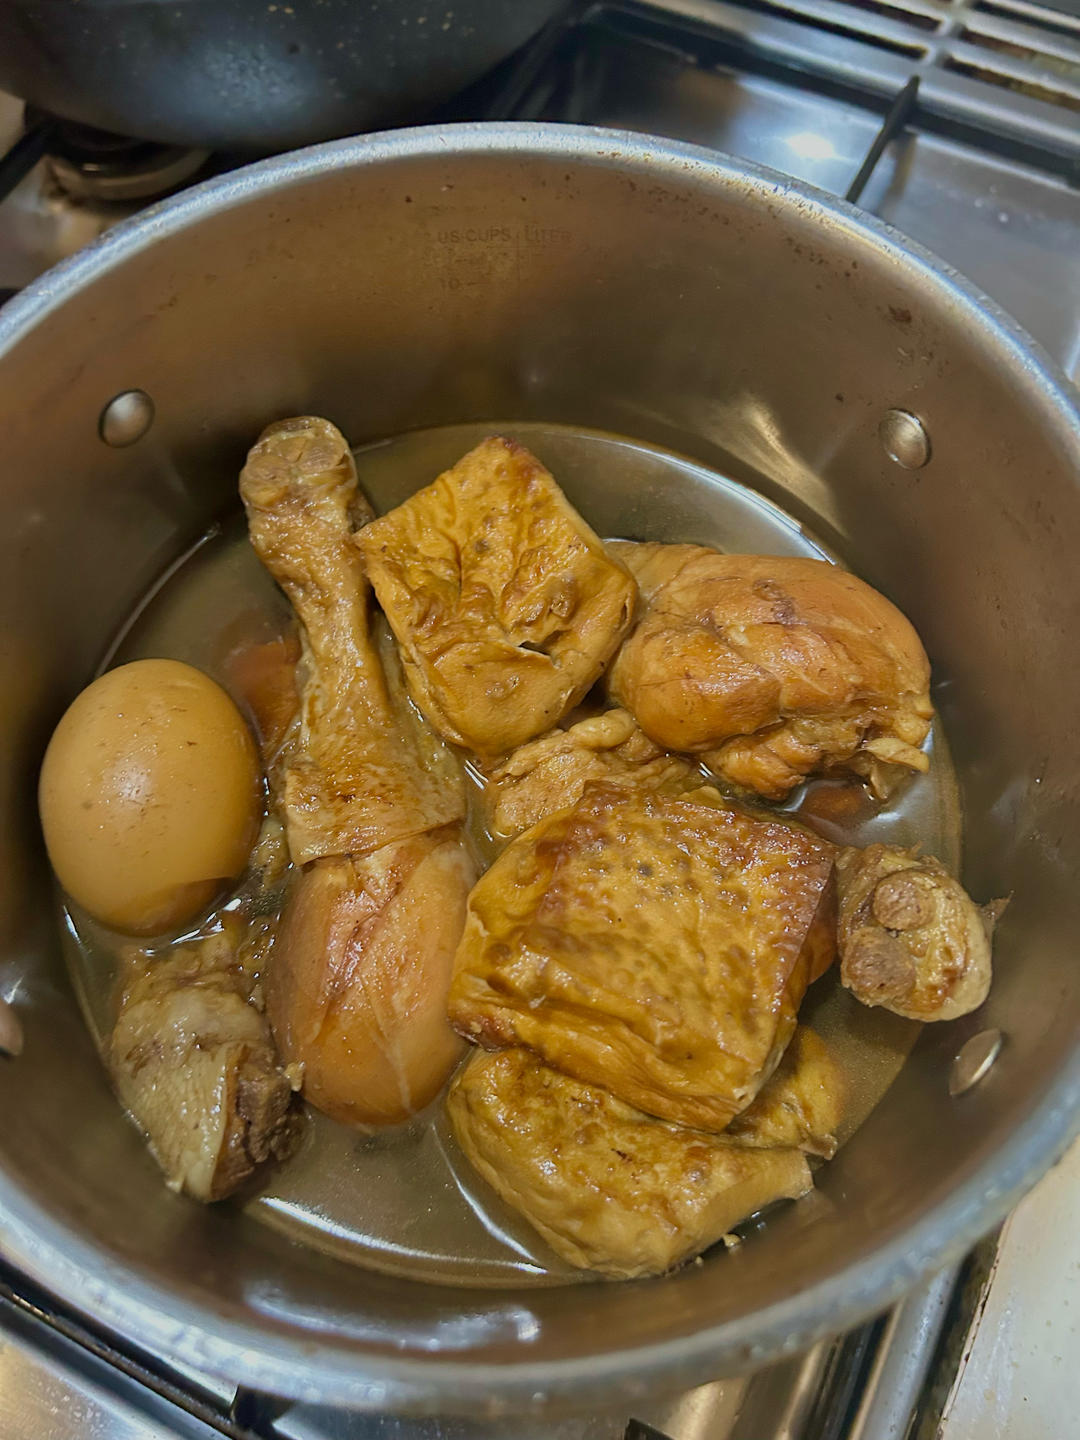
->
[463,0,1080,180]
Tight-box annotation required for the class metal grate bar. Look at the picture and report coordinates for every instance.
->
[944,51,1080,106]
[846,74,922,200]
[0,1261,247,1439]
[955,20,1080,76]
[949,33,1080,99]
[0,116,53,206]
[603,0,1080,171]
[681,0,933,52]
[961,9,1080,64]
[912,56,1080,153]
[606,0,916,97]
[826,0,947,34]
[972,0,1080,40]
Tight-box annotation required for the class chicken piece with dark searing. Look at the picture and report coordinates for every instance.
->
[356,437,638,756]
[836,844,1002,1021]
[450,783,837,1131]
[608,543,933,801]
[240,417,473,1125]
[478,708,699,843]
[448,1047,812,1279]
[109,931,298,1202]
[240,416,464,865]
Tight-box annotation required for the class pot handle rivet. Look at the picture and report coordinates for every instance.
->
[949,1028,1002,1097]
[99,389,155,447]
[879,408,931,469]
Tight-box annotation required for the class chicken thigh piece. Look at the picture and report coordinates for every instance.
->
[478,708,699,842]
[356,437,638,756]
[608,543,933,800]
[450,783,837,1131]
[110,931,298,1202]
[447,1047,811,1279]
[726,1025,844,1159]
[836,844,1000,1021]
[267,826,474,1126]
[240,416,463,864]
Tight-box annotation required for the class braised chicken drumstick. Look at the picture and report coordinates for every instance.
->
[240,417,474,1126]
[240,415,464,864]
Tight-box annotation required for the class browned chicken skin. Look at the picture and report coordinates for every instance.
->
[240,417,474,1125]
[240,417,464,864]
[726,1025,844,1158]
[356,437,638,756]
[478,708,699,842]
[109,932,297,1201]
[608,543,933,800]
[836,844,999,1021]
[450,783,836,1131]
[448,1047,811,1279]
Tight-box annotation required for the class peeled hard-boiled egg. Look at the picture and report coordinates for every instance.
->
[39,659,261,935]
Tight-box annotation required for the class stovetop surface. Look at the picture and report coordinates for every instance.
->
[2,0,1080,379]
[0,2,1078,1437]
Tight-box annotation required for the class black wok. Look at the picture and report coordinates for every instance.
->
[0,0,566,150]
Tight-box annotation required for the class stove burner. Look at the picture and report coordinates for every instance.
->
[34,111,210,202]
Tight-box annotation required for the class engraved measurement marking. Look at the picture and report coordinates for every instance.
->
[431,223,574,290]
[435,226,572,245]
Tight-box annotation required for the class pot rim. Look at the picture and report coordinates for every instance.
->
[1,121,1078,1415]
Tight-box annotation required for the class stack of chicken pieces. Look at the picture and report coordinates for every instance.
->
[112,423,999,1272]
[306,425,1006,1276]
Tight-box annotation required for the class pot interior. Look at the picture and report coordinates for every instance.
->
[0,127,1077,1408]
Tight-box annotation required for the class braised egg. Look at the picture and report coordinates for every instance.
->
[39,658,260,935]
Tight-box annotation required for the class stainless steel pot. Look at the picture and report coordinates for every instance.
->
[0,124,1078,1417]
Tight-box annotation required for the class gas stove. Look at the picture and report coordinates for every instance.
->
[2,0,1079,382]
[1,3,1078,1437]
